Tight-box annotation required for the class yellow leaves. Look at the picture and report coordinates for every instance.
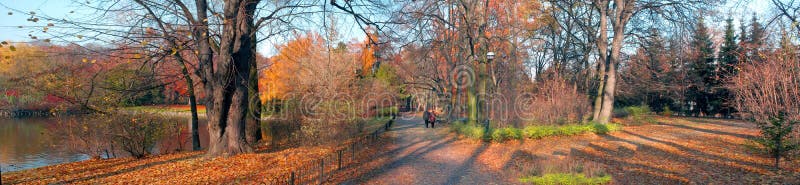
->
[82,58,88,63]
[171,48,178,55]
[133,53,142,59]
[141,41,149,46]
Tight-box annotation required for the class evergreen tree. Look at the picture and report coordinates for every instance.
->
[687,17,717,116]
[717,18,739,117]
[738,18,749,63]
[748,13,767,61]
[719,18,739,76]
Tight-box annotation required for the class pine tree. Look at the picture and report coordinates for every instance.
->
[717,18,739,117]
[687,17,716,116]
[749,13,766,60]
[738,18,749,63]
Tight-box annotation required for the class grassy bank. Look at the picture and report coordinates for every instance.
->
[520,173,612,185]
[451,121,621,141]
[123,105,207,114]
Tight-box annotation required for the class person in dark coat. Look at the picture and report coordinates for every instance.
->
[423,109,436,128]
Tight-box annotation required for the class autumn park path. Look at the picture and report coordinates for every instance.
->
[333,116,800,185]
[340,116,511,184]
[3,116,798,184]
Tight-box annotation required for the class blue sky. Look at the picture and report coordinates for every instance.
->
[0,0,772,56]
[0,0,370,56]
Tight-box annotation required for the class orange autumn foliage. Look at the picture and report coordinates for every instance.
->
[360,30,379,76]
[260,33,325,101]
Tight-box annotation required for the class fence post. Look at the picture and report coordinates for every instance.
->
[351,142,356,162]
[290,171,295,185]
[319,158,325,184]
[337,150,343,170]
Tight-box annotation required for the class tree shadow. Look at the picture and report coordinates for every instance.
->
[336,130,474,184]
[618,130,771,169]
[52,153,203,184]
[443,142,490,184]
[657,122,755,139]
[680,117,756,129]
[577,133,769,184]
[6,158,138,184]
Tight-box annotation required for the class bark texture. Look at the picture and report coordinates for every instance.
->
[204,0,260,157]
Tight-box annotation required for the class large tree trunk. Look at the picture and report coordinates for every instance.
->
[204,0,260,157]
[597,0,633,124]
[246,40,262,144]
[591,0,610,122]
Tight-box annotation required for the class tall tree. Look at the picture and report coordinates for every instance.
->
[717,17,739,116]
[746,13,767,62]
[592,0,610,122]
[687,17,716,116]
[596,0,636,124]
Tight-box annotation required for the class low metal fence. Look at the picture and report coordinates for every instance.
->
[260,119,393,185]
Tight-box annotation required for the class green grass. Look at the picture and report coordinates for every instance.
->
[123,105,207,114]
[375,106,398,117]
[452,121,621,141]
[451,121,488,140]
[613,105,656,125]
[519,173,612,185]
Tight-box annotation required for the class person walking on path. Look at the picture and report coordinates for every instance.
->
[423,109,436,128]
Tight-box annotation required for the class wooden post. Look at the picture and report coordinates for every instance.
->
[290,171,295,185]
[337,150,343,170]
[319,158,324,184]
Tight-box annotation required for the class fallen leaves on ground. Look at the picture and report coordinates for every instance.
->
[2,144,342,184]
[4,116,799,184]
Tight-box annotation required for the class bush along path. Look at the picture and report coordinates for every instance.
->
[328,116,800,185]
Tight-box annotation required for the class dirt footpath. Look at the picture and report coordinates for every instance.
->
[333,116,800,185]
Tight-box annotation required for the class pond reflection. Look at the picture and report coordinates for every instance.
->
[0,116,209,172]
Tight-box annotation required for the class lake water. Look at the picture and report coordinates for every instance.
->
[0,117,209,172]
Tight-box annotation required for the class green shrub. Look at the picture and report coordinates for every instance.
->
[661,106,673,117]
[519,173,612,185]
[491,127,522,141]
[375,106,398,117]
[557,125,591,136]
[615,105,655,125]
[522,125,558,139]
[452,121,485,139]
[624,105,651,117]
[591,123,619,134]
[754,113,799,169]
[454,120,621,141]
